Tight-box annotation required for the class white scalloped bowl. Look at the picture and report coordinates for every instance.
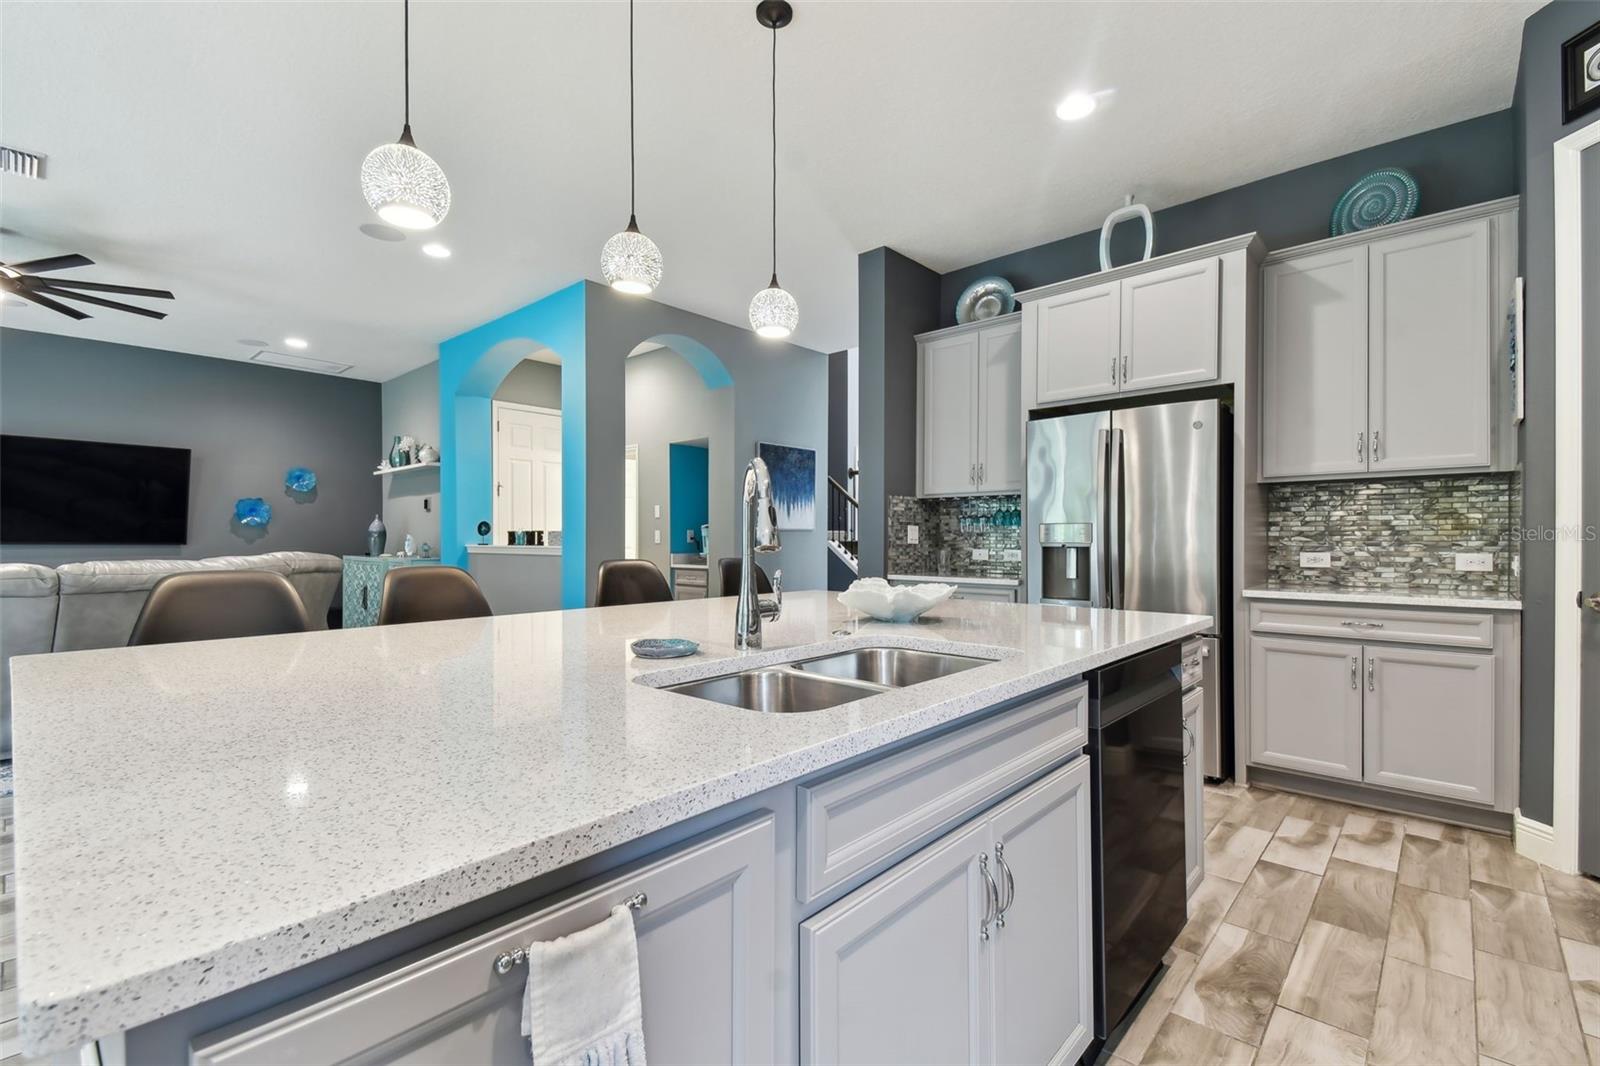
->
[837,578,957,623]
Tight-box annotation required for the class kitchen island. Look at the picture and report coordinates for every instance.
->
[10,591,1207,1062]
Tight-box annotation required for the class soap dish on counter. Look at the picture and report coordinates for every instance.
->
[631,638,700,660]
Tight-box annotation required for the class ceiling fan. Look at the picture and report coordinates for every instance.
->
[0,254,173,320]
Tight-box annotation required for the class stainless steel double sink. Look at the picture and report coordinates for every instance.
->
[663,647,996,713]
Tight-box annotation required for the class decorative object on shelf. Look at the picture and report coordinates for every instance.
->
[548,530,564,548]
[360,0,451,230]
[388,435,406,469]
[630,637,700,660]
[748,0,799,341]
[954,276,1016,324]
[1329,168,1419,236]
[0,254,174,321]
[1562,19,1600,123]
[367,514,388,557]
[285,466,318,493]
[419,541,432,558]
[757,440,815,530]
[233,497,272,527]
[600,0,665,296]
[1099,194,1154,271]
[1509,276,1525,424]
[838,577,955,623]
[415,442,439,463]
[402,532,416,557]
[476,520,492,545]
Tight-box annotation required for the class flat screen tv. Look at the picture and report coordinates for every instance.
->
[1,434,191,545]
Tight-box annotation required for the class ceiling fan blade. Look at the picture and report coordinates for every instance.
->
[14,289,90,319]
[38,278,175,300]
[8,254,94,275]
[41,287,168,319]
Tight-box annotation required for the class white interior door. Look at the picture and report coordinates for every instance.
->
[493,401,561,539]
[624,444,640,560]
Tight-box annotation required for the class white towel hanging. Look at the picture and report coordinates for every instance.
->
[521,904,648,1066]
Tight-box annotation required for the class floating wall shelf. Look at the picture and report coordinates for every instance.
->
[373,461,440,477]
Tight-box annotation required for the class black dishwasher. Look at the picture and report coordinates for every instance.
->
[1088,642,1186,1043]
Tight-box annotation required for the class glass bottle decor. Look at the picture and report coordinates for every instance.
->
[367,514,387,556]
[388,435,405,469]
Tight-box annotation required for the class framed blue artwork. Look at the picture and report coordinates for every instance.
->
[756,441,815,531]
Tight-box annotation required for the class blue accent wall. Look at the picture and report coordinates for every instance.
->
[668,443,709,553]
[438,281,588,608]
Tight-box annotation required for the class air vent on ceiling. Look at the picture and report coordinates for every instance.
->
[251,349,353,375]
[0,146,45,179]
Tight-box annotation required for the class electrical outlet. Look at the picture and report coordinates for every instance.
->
[1300,551,1332,569]
[906,524,919,545]
[1455,552,1494,572]
[652,529,661,545]
[1002,549,1022,562]
[971,548,991,562]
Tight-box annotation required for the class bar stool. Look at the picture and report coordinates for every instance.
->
[595,560,672,606]
[718,557,773,596]
[128,571,309,646]
[377,566,492,625]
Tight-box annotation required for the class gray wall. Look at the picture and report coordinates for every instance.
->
[494,359,562,410]
[856,248,940,579]
[0,328,381,565]
[940,109,1517,327]
[1585,143,1600,873]
[624,348,733,584]
[468,550,563,614]
[380,361,441,553]
[582,282,829,602]
[1515,0,1600,827]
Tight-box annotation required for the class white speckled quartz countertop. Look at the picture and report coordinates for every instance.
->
[1243,585,1521,611]
[887,573,1020,587]
[10,591,1207,1054]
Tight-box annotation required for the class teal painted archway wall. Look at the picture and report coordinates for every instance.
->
[439,282,587,607]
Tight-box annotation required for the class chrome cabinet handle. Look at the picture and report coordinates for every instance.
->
[1372,430,1383,460]
[1350,656,1358,689]
[977,462,985,484]
[1181,721,1195,763]
[1339,620,1385,630]
[1580,590,1600,613]
[1357,433,1365,461]
[994,843,1016,927]
[1110,356,1118,386]
[1367,657,1375,691]
[969,463,976,485]
[1122,354,1129,382]
[978,854,998,941]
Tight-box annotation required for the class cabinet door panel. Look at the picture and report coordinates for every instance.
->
[920,333,980,496]
[1034,282,1121,404]
[977,321,1023,493]
[1364,646,1495,804]
[986,757,1093,1066]
[191,815,778,1066]
[1119,257,1221,392]
[801,817,989,1065]
[1261,246,1370,478]
[1368,218,1493,472]
[1249,636,1363,781]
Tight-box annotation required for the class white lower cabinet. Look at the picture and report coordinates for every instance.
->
[1249,635,1364,781]
[1182,686,1204,900]
[1363,645,1495,804]
[800,757,1092,1066]
[191,815,779,1066]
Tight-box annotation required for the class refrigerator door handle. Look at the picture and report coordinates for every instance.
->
[1092,427,1109,608]
[1107,428,1124,610]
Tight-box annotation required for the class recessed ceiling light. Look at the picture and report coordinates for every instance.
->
[421,242,451,259]
[284,336,309,350]
[1055,91,1099,122]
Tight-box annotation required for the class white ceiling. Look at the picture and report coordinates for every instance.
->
[0,1,1534,383]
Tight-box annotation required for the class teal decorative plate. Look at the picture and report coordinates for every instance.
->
[1330,168,1419,236]
[631,638,700,659]
[954,276,1016,325]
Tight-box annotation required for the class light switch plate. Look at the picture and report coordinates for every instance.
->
[971,548,991,562]
[906,524,919,545]
[1002,549,1022,562]
[1455,552,1494,572]
[653,504,661,519]
[1300,551,1333,569]
[652,529,661,545]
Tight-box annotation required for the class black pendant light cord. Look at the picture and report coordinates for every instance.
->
[629,0,637,222]
[769,22,777,283]
[399,0,414,143]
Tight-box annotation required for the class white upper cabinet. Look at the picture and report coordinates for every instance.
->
[1367,218,1493,473]
[918,316,1021,497]
[1033,282,1121,404]
[1259,200,1513,481]
[1260,246,1370,478]
[1118,257,1220,392]
[977,322,1024,493]
[920,330,981,496]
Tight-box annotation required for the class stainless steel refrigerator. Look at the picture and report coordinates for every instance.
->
[1025,397,1231,778]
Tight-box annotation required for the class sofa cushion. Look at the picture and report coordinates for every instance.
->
[56,557,212,596]
[0,562,59,597]
[1,563,61,759]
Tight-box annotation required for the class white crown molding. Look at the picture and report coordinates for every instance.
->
[914,309,1020,344]
[1263,196,1520,265]
[1013,232,1263,304]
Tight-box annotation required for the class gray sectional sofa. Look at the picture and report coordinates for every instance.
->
[0,551,342,759]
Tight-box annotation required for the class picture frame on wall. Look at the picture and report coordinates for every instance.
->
[1562,19,1600,123]
[756,441,816,531]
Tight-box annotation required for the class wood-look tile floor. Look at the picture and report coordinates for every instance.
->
[1109,784,1600,1066]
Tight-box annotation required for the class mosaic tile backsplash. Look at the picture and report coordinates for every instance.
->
[1265,473,1519,598]
[887,494,1023,580]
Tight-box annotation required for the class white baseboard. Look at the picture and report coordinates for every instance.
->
[1514,809,1562,870]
